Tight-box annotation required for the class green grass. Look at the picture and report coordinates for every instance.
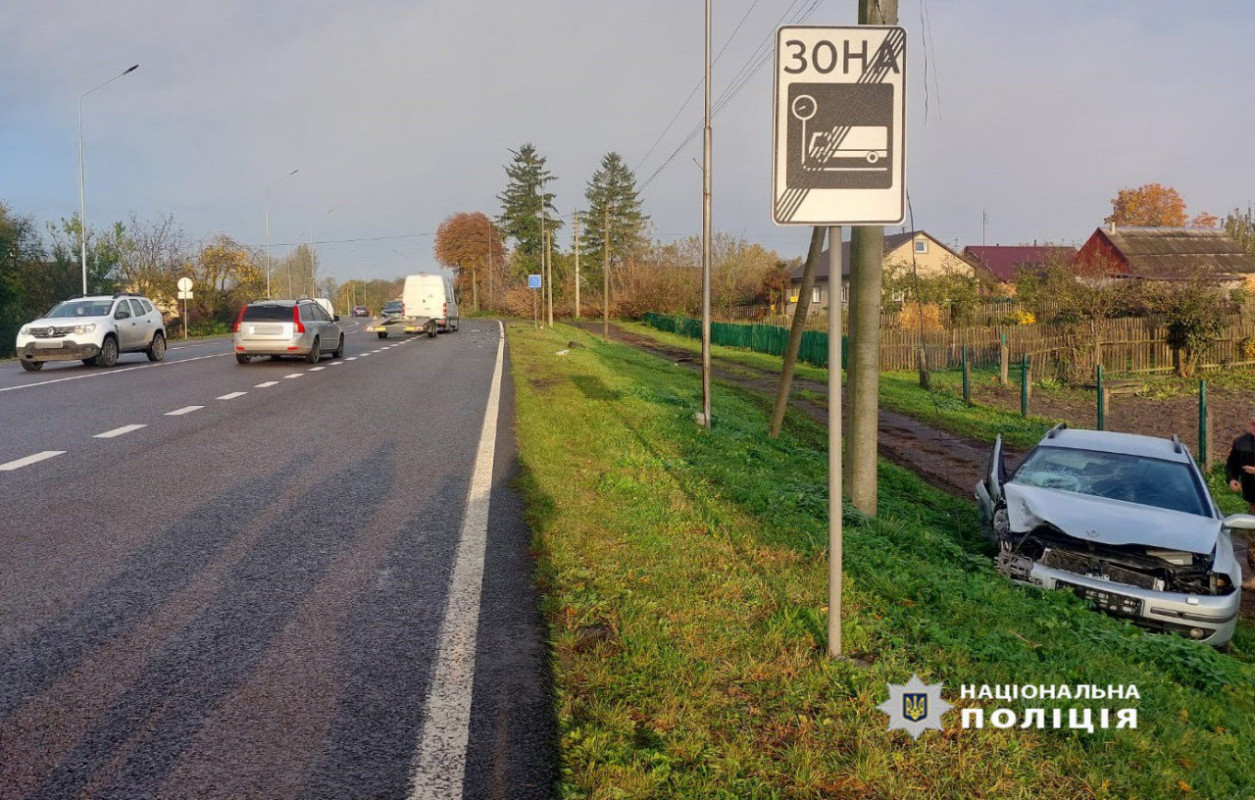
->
[511,321,1255,800]
[621,320,1058,450]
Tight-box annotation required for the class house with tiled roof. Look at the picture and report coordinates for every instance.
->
[1072,227,1255,286]
[787,230,969,315]
[963,244,1077,287]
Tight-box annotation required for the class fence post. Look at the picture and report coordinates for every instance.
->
[1199,379,1209,468]
[961,345,970,404]
[1096,364,1105,431]
[1021,353,1030,417]
[999,333,1009,386]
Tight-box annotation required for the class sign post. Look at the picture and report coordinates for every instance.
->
[773,25,906,658]
[176,277,194,340]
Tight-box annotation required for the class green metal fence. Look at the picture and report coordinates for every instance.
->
[642,313,845,369]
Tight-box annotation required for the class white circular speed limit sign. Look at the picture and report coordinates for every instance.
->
[177,277,194,292]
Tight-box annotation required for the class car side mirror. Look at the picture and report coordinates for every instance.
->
[1222,513,1255,531]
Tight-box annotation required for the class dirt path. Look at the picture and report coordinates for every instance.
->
[579,323,1017,500]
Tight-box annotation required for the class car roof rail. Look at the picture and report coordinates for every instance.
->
[1172,434,1183,453]
[1046,422,1068,439]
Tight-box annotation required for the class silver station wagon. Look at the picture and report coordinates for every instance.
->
[975,425,1255,646]
[232,299,344,364]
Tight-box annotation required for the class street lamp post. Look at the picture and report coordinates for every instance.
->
[264,168,300,298]
[78,64,138,296]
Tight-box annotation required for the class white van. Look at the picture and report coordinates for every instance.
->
[402,274,460,333]
[312,297,337,319]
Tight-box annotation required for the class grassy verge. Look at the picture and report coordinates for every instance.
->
[511,321,1255,800]
[619,320,1057,450]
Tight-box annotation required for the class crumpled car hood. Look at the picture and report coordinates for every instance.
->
[1004,483,1220,555]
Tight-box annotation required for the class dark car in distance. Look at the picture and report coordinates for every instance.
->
[352,305,369,317]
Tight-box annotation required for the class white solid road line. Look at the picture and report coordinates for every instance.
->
[94,424,147,439]
[255,381,279,388]
[217,391,248,400]
[0,352,231,395]
[165,405,204,416]
[0,451,67,471]
[409,320,504,800]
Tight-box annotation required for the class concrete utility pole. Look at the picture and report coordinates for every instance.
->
[846,0,898,515]
[698,0,713,429]
[573,211,581,320]
[602,206,610,340]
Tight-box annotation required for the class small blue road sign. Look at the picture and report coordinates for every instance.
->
[528,274,542,289]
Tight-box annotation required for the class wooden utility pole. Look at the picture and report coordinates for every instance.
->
[486,223,494,312]
[602,206,610,340]
[769,227,826,437]
[545,229,553,327]
[845,0,898,516]
[574,211,581,319]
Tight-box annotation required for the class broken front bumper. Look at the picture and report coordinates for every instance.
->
[998,553,1240,645]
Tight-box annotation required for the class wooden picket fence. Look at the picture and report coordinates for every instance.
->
[883,315,1255,374]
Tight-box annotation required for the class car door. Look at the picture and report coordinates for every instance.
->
[311,303,332,351]
[128,299,151,348]
[974,434,1005,530]
[113,301,140,350]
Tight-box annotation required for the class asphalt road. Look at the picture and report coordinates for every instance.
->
[0,319,554,799]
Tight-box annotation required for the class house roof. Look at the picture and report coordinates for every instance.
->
[1082,228,1255,278]
[963,245,1077,282]
[789,230,955,280]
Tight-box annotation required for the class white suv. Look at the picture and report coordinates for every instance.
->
[15,293,167,371]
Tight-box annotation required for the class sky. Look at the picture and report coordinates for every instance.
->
[2,0,1253,284]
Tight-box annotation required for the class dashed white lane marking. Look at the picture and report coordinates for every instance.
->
[408,320,504,799]
[309,366,325,372]
[283,373,304,380]
[165,405,204,416]
[0,451,67,471]
[0,352,231,395]
[255,381,279,388]
[329,362,343,366]
[360,353,372,358]
[217,391,247,400]
[94,424,147,439]
[345,357,358,362]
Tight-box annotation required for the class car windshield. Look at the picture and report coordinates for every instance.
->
[46,300,113,318]
[1013,446,1206,516]
[383,301,402,313]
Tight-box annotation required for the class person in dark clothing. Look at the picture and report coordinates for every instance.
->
[1224,417,1255,589]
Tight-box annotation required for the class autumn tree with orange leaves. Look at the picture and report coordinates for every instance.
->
[1105,183,1188,227]
[434,211,507,313]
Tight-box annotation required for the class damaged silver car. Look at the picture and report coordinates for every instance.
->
[975,424,1255,646]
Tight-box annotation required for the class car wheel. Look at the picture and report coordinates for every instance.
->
[146,332,167,362]
[333,335,345,358]
[427,321,437,338]
[20,360,43,371]
[306,338,321,364]
[97,336,119,368]
[377,331,388,339]
[236,354,251,364]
